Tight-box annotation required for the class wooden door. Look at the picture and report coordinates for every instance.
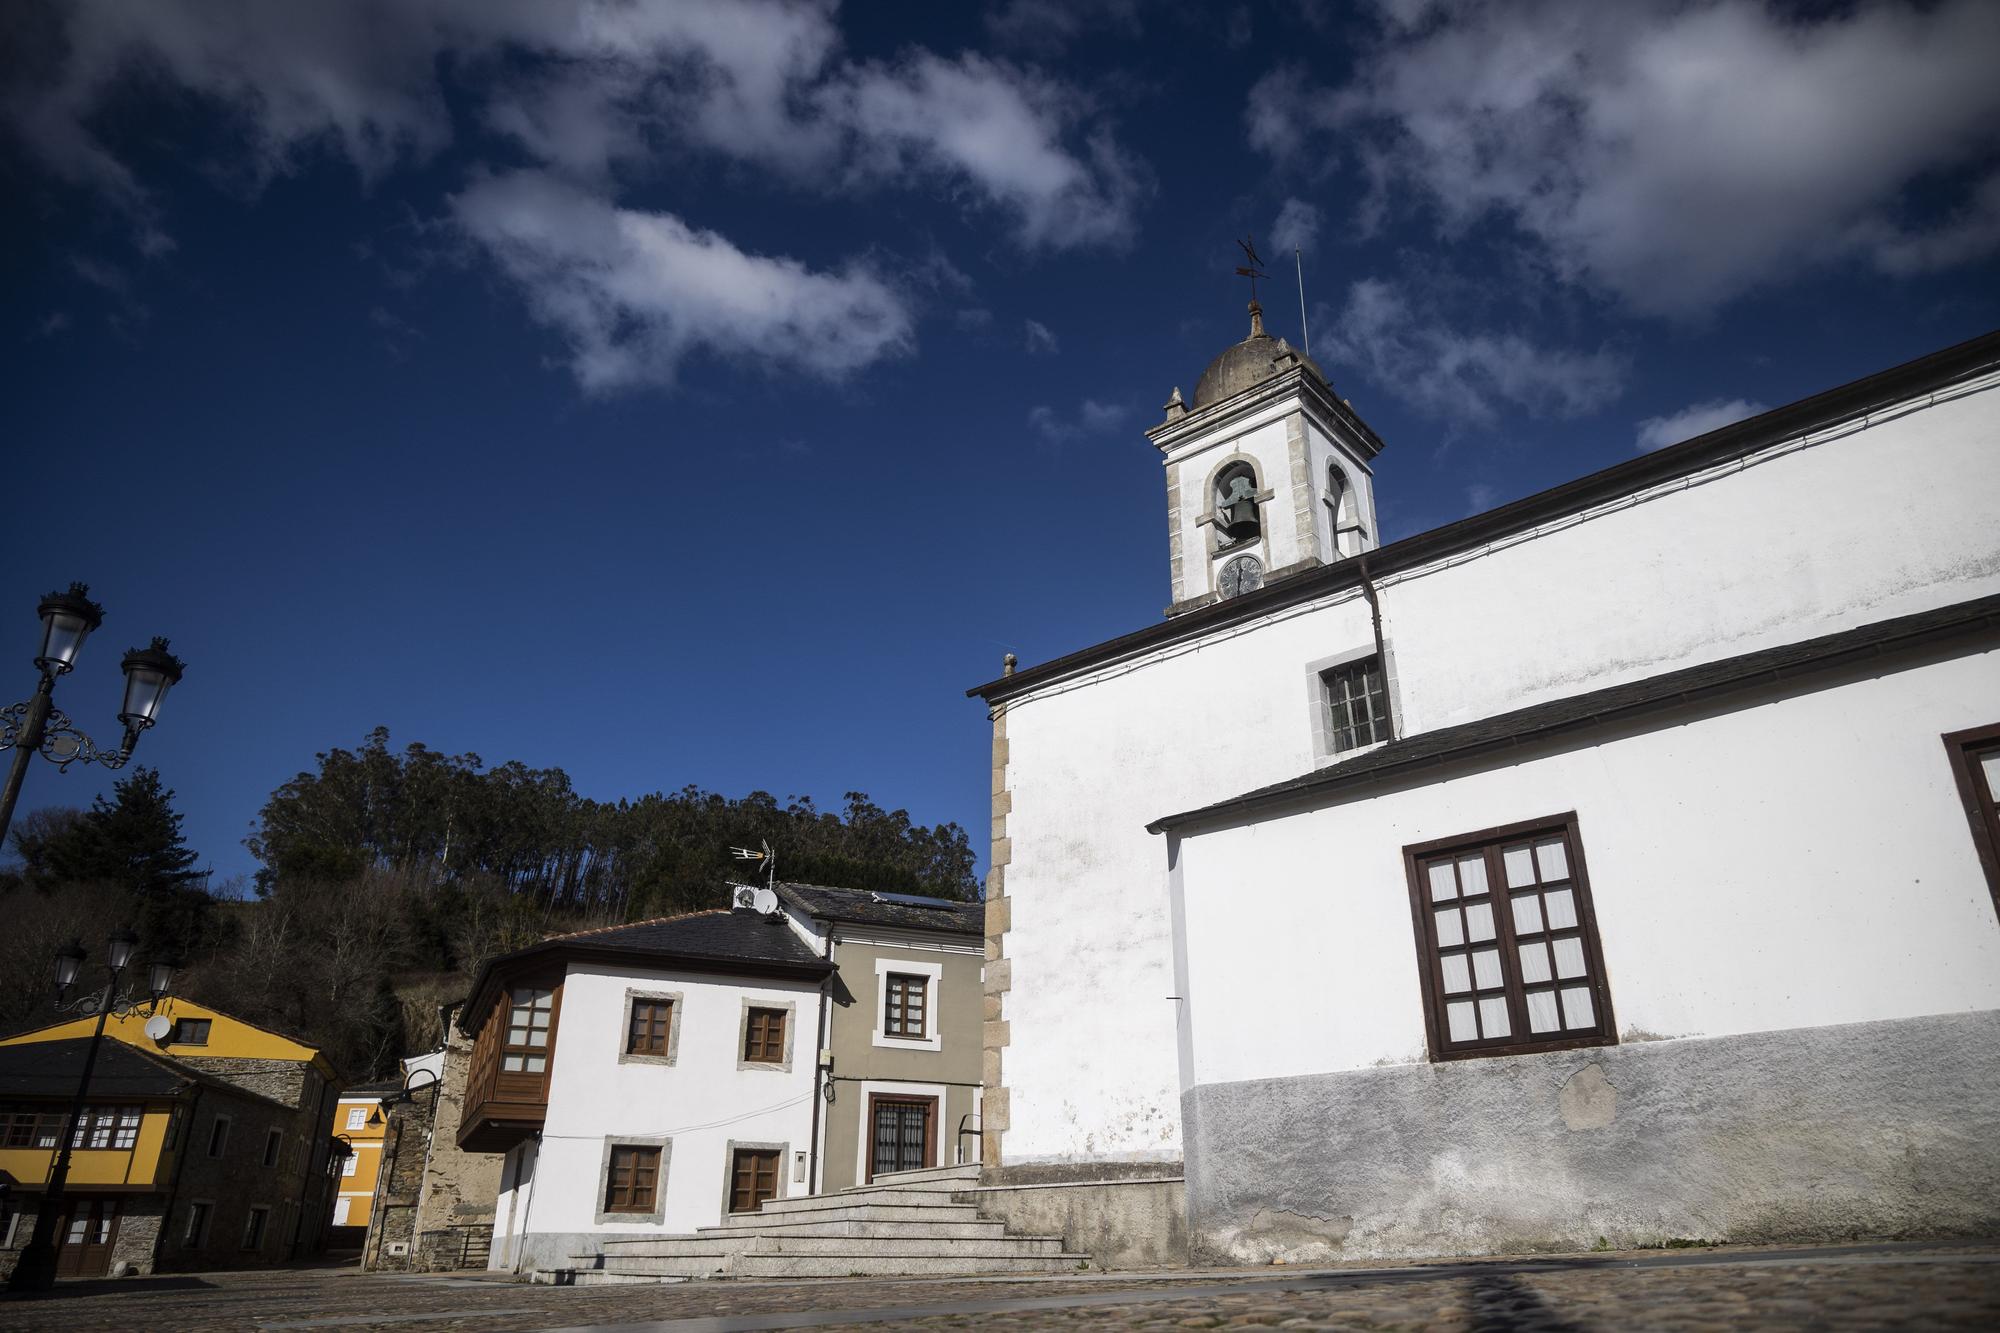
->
[55,1198,119,1278]
[866,1094,937,1182]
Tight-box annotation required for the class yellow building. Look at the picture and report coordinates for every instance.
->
[0,1001,344,1277]
[330,1083,397,1246]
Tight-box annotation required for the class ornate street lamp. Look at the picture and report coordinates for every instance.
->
[0,584,185,843]
[7,930,178,1292]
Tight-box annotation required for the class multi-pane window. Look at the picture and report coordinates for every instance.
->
[1406,816,1614,1060]
[71,1106,142,1149]
[171,1019,212,1045]
[871,1097,931,1180]
[1944,723,2000,920]
[345,1107,367,1130]
[729,1148,780,1213]
[627,1000,673,1057]
[1,1106,69,1148]
[603,1145,660,1213]
[502,987,555,1074]
[1323,657,1392,754]
[883,974,928,1039]
[743,1007,786,1064]
[342,1153,359,1177]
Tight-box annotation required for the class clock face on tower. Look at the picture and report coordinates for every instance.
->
[1219,554,1264,599]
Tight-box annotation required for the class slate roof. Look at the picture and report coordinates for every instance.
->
[0,1037,295,1112]
[774,882,983,936]
[460,907,834,1034]
[1149,591,2000,835]
[973,328,2000,705]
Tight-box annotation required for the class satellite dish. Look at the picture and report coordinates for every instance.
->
[144,1014,173,1043]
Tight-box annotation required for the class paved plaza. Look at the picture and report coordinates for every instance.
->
[0,1242,1994,1331]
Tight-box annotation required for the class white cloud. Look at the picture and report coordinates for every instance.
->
[7,0,1145,257]
[1023,319,1060,355]
[1322,278,1627,425]
[450,171,914,392]
[1027,398,1130,445]
[1252,0,2000,316]
[1270,198,1321,256]
[1633,397,1767,453]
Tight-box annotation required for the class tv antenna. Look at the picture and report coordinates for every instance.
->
[730,839,777,892]
[1234,235,1269,303]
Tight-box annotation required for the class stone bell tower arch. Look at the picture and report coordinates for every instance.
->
[1148,301,1387,616]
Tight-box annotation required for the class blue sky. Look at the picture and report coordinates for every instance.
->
[5,0,1997,888]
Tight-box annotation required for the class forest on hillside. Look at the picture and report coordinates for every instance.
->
[0,727,979,1081]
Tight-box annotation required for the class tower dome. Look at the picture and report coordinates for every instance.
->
[1192,301,1330,408]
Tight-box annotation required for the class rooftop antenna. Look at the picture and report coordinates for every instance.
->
[1294,246,1310,357]
[1233,235,1269,304]
[730,839,778,893]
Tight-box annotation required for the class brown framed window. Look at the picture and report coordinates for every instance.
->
[729,1148,780,1213]
[603,1145,661,1213]
[1404,813,1615,1061]
[743,1007,786,1063]
[1324,657,1392,753]
[1,1106,69,1149]
[627,999,673,1057]
[502,987,555,1075]
[1944,723,2000,921]
[262,1128,282,1168]
[170,1019,211,1046]
[883,973,928,1038]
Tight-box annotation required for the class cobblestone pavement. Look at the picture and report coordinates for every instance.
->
[0,1243,1992,1332]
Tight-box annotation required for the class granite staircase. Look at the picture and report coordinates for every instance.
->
[570,1163,1090,1283]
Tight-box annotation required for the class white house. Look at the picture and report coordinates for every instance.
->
[460,899,831,1272]
[969,308,2000,1262]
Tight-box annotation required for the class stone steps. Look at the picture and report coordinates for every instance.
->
[568,1161,1088,1283]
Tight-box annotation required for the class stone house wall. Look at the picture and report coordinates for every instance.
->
[409,1022,502,1271]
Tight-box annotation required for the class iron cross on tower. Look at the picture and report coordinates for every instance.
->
[1234,236,1269,303]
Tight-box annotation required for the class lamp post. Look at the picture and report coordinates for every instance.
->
[6,931,178,1292]
[0,583,185,845]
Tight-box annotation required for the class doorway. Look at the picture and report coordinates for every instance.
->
[866,1093,937,1182]
[55,1197,119,1278]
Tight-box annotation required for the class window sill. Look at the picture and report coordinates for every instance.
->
[872,1031,943,1052]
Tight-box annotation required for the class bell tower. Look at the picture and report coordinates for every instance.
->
[1146,300,1385,617]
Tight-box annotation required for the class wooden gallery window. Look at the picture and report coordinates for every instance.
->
[501,987,555,1078]
[1944,723,2000,920]
[729,1148,780,1213]
[1323,657,1392,754]
[603,1145,660,1214]
[1404,815,1615,1060]
[743,1007,786,1064]
[627,999,673,1057]
[884,973,928,1039]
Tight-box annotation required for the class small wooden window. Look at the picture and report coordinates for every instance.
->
[262,1128,283,1168]
[729,1148,780,1213]
[603,1145,661,1213]
[1404,814,1615,1061]
[627,999,673,1057]
[743,1007,786,1064]
[1323,657,1392,753]
[502,987,555,1074]
[207,1115,231,1158]
[1944,723,2000,922]
[183,1201,209,1247]
[883,973,928,1039]
[170,1019,212,1046]
[241,1206,268,1250]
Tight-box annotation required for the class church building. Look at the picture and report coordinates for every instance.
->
[969,308,2000,1264]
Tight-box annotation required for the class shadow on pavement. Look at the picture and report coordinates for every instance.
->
[0,1275,218,1303]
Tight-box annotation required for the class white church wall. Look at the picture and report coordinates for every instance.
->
[994,374,2000,1169]
[507,960,818,1270]
[1172,647,2000,1090]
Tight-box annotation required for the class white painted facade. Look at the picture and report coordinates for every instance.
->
[988,362,2000,1167]
[488,959,820,1267]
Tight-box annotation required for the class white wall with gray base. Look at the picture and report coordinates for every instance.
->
[1183,1009,2000,1264]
